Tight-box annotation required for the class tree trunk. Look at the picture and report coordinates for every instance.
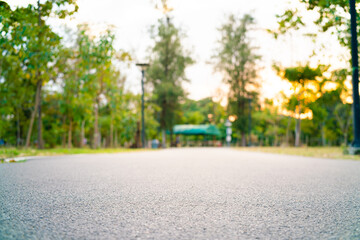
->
[344,121,349,146]
[247,134,251,147]
[25,80,42,148]
[135,121,141,148]
[344,117,351,146]
[274,134,278,147]
[16,108,21,147]
[114,129,118,148]
[170,130,174,147]
[321,121,326,146]
[295,104,301,147]
[61,115,67,148]
[62,133,66,148]
[110,115,113,148]
[162,129,166,148]
[344,132,348,146]
[80,120,85,148]
[37,79,44,149]
[285,116,291,146]
[67,118,72,148]
[93,98,100,148]
[36,0,44,150]
[241,132,246,146]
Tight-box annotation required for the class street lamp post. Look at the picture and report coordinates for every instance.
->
[349,0,360,152]
[136,63,149,148]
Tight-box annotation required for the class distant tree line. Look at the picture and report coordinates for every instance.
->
[0,0,356,148]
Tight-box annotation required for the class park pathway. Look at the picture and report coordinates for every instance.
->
[1,148,360,239]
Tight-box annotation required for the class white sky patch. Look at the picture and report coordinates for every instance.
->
[10,0,349,102]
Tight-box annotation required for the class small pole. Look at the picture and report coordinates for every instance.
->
[141,69,146,148]
[350,0,360,148]
[136,63,149,148]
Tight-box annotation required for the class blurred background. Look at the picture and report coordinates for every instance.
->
[0,0,357,151]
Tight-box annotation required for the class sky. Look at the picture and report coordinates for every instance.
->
[9,0,348,104]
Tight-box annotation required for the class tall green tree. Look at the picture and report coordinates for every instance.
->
[1,2,143,149]
[213,13,261,146]
[147,17,193,147]
[0,0,78,148]
[74,25,119,148]
[276,64,323,146]
[32,0,77,149]
[272,2,358,147]
[0,3,34,146]
[55,42,93,148]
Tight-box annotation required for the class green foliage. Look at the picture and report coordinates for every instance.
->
[275,0,360,48]
[185,111,205,125]
[213,13,261,141]
[269,9,305,39]
[0,2,138,149]
[276,64,324,109]
[284,65,324,85]
[147,17,194,143]
[0,2,62,147]
[181,98,226,125]
[0,1,355,149]
[334,102,352,145]
[252,101,287,146]
[270,1,357,146]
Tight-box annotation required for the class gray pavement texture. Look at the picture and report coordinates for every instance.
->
[1,148,360,239]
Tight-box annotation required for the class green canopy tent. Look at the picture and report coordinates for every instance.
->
[173,124,220,136]
[173,124,221,147]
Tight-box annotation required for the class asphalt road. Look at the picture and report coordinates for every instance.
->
[1,148,360,239]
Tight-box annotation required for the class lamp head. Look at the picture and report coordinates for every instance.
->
[136,63,150,71]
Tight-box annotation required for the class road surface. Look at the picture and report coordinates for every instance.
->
[1,148,360,239]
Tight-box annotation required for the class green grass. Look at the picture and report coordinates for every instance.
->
[0,147,149,159]
[237,146,360,160]
[2,146,358,161]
